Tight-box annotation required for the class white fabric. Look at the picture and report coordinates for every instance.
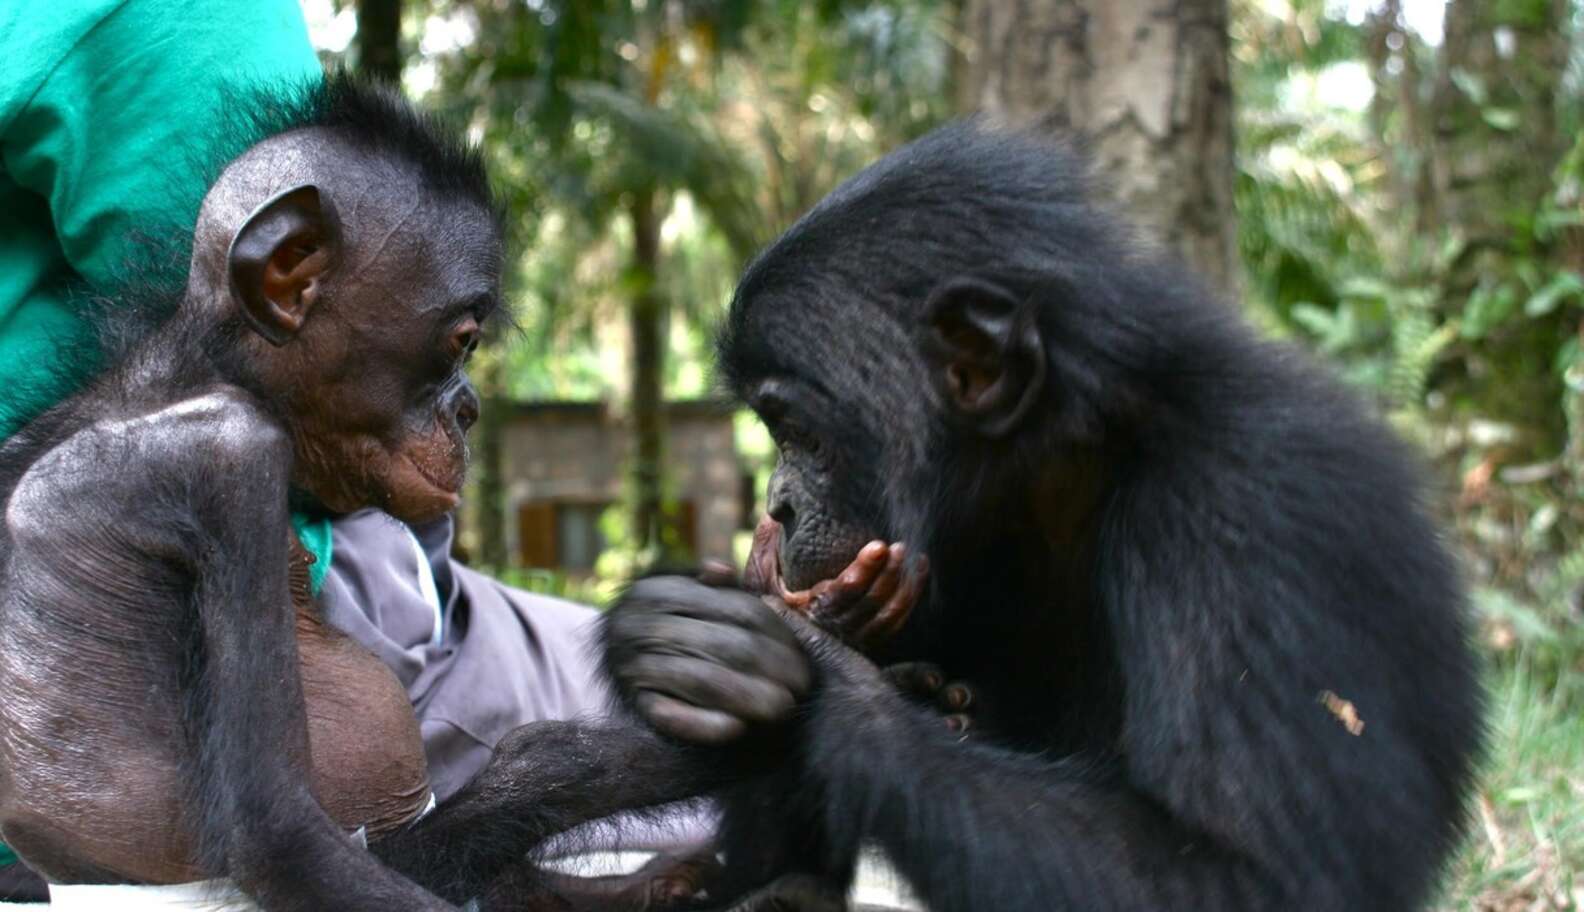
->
[47,880,257,911]
[402,525,444,645]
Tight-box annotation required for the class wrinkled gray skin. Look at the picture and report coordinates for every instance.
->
[764,441,874,591]
[0,111,721,910]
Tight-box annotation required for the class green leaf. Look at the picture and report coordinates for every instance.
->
[1481,107,1520,131]
[1338,277,1392,301]
[1449,68,1487,105]
[1460,283,1517,339]
[1290,303,1338,337]
[1523,271,1584,317]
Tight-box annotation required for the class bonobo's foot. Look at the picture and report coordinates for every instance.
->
[631,849,727,910]
[719,873,847,912]
[883,661,979,739]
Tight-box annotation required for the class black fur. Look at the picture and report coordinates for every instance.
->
[706,121,1484,911]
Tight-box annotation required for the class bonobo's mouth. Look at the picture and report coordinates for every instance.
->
[745,516,817,611]
[403,450,465,496]
[398,423,468,510]
[741,513,855,614]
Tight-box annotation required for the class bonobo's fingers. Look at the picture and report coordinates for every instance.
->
[605,576,813,744]
[635,692,748,746]
[885,661,945,697]
[616,577,805,652]
[697,559,738,588]
[786,542,928,652]
[620,652,800,725]
[843,544,928,648]
[802,540,890,614]
[883,661,979,738]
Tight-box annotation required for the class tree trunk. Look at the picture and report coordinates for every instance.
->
[472,351,508,571]
[627,187,669,559]
[956,0,1238,297]
[356,0,403,84]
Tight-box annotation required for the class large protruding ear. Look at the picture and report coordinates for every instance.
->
[227,184,338,346]
[918,276,1047,437]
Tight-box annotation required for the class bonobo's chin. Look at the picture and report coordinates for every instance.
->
[383,453,465,522]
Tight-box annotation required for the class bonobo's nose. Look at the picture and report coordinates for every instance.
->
[448,385,480,434]
[767,471,797,538]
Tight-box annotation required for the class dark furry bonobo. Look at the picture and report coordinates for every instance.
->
[0,75,721,911]
[605,122,1483,912]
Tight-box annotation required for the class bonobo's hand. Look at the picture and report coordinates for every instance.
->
[743,515,928,653]
[605,576,812,746]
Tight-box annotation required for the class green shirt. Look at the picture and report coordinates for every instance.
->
[0,0,323,438]
[0,1,333,583]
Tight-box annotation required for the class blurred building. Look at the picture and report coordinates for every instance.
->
[499,399,750,572]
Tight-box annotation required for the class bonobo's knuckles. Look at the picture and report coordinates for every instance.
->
[605,576,812,745]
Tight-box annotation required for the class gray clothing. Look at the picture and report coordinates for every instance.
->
[319,510,608,802]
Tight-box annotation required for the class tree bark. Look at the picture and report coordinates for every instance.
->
[956,0,1238,296]
[627,187,669,558]
[356,0,403,84]
[472,352,508,570]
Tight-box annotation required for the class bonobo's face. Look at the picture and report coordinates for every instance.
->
[205,138,503,524]
[285,199,500,523]
[749,377,885,592]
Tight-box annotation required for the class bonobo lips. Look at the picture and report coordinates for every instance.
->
[403,450,465,495]
[402,421,468,496]
[744,516,818,612]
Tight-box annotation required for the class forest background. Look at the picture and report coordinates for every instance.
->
[304,1,1583,907]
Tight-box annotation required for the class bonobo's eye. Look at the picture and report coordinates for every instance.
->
[751,380,827,461]
[447,316,481,363]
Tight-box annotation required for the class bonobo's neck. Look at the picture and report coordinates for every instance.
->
[112,302,247,403]
[925,445,1111,652]
[1031,446,1111,573]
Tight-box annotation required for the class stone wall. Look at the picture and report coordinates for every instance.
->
[496,400,746,569]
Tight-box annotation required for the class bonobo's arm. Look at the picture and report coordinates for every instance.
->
[172,401,454,911]
[374,720,729,904]
[606,576,1415,912]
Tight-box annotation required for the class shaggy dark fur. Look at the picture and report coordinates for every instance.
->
[615,120,1484,912]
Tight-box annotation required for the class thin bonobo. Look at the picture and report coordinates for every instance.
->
[0,76,719,911]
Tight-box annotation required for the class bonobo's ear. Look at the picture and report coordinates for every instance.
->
[227,184,338,346]
[918,276,1047,437]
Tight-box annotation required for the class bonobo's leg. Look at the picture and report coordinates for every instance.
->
[374,721,729,906]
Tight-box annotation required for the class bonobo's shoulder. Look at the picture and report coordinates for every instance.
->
[7,387,285,523]
[80,386,282,458]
